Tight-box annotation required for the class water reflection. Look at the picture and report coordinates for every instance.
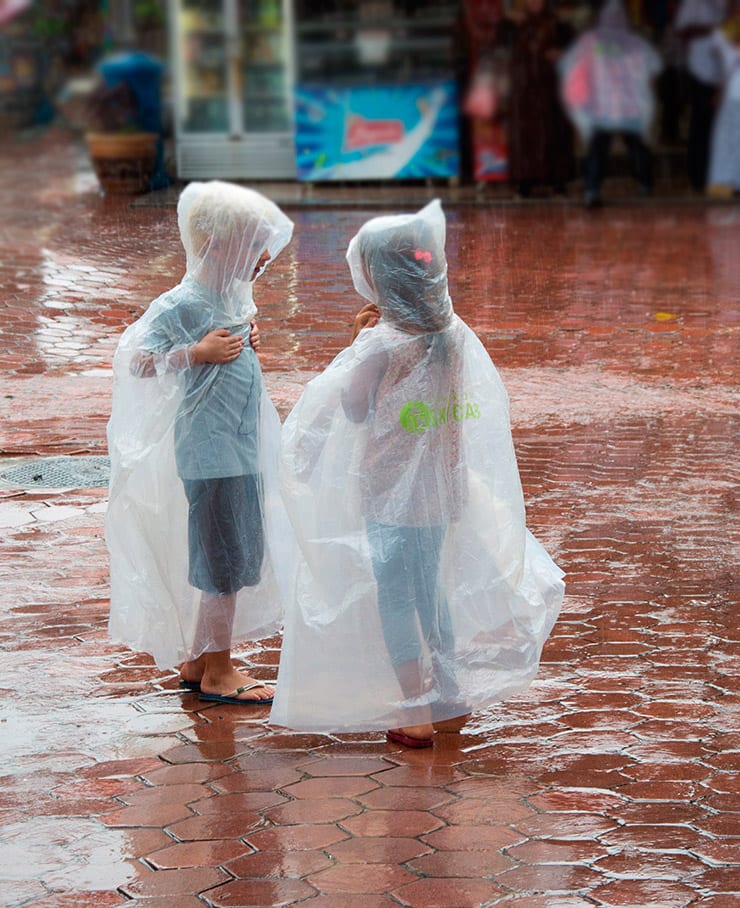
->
[0,818,140,890]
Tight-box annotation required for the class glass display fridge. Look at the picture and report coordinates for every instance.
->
[168,0,295,178]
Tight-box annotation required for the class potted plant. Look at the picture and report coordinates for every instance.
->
[84,79,158,194]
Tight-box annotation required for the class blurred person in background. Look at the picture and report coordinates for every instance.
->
[706,0,740,194]
[457,0,509,183]
[655,9,690,146]
[559,0,663,207]
[502,0,575,197]
[675,0,727,191]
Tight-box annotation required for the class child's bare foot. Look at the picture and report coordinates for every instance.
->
[433,714,471,734]
[200,665,274,702]
[179,655,206,688]
[387,723,434,748]
[180,657,274,702]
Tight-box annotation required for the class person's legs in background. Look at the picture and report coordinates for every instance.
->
[687,74,716,192]
[584,130,611,207]
[624,131,654,195]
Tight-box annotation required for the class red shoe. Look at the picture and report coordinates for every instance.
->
[386,728,434,749]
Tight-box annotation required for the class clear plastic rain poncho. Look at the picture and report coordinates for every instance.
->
[558,0,662,142]
[270,200,564,733]
[106,181,294,669]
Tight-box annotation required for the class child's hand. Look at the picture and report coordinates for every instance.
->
[351,304,381,342]
[192,328,245,365]
[249,319,261,352]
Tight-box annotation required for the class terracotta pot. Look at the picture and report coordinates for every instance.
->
[85,131,158,194]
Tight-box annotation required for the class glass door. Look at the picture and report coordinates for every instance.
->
[176,0,233,133]
[171,0,296,177]
[238,0,293,134]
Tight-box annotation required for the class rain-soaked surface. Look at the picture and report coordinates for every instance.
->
[0,127,738,907]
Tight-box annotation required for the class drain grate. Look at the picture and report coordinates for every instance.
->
[0,455,111,489]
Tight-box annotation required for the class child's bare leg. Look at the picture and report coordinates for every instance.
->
[180,592,273,700]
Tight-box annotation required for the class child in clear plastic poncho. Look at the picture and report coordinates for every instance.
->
[271,199,564,747]
[106,181,294,704]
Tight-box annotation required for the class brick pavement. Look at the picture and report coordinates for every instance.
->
[0,128,738,908]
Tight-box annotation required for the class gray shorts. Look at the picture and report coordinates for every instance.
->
[183,474,264,595]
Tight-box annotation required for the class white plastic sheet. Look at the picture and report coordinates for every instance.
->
[106,181,294,669]
[271,200,564,733]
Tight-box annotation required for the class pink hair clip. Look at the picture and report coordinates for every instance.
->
[414,249,432,263]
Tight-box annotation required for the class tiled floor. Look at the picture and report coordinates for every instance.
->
[0,128,738,908]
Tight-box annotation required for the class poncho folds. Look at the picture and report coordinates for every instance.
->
[270,200,564,733]
[106,181,294,669]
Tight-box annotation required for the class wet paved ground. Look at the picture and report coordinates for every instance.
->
[0,127,738,908]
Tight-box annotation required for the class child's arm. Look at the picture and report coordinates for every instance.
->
[131,329,245,377]
[343,305,387,422]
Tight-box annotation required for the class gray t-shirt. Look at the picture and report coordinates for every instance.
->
[142,279,261,480]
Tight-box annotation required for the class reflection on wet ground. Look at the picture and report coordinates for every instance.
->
[0,128,738,907]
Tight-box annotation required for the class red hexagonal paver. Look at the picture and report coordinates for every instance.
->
[591,878,700,907]
[119,867,231,898]
[203,879,317,907]
[340,809,445,838]
[244,824,349,852]
[328,836,432,864]
[307,862,416,895]
[300,756,397,777]
[188,790,287,815]
[510,861,606,893]
[225,848,333,879]
[145,840,250,870]
[358,786,455,811]
[264,797,363,825]
[421,824,522,852]
[513,812,618,841]
[393,876,505,907]
[407,849,515,877]
[166,812,263,841]
[282,777,379,800]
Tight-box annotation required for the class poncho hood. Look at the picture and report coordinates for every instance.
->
[178,180,294,324]
[346,199,454,335]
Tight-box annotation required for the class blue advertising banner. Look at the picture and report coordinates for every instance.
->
[294,81,460,181]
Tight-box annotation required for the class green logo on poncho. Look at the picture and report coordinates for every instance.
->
[399,399,480,433]
[399,401,432,434]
